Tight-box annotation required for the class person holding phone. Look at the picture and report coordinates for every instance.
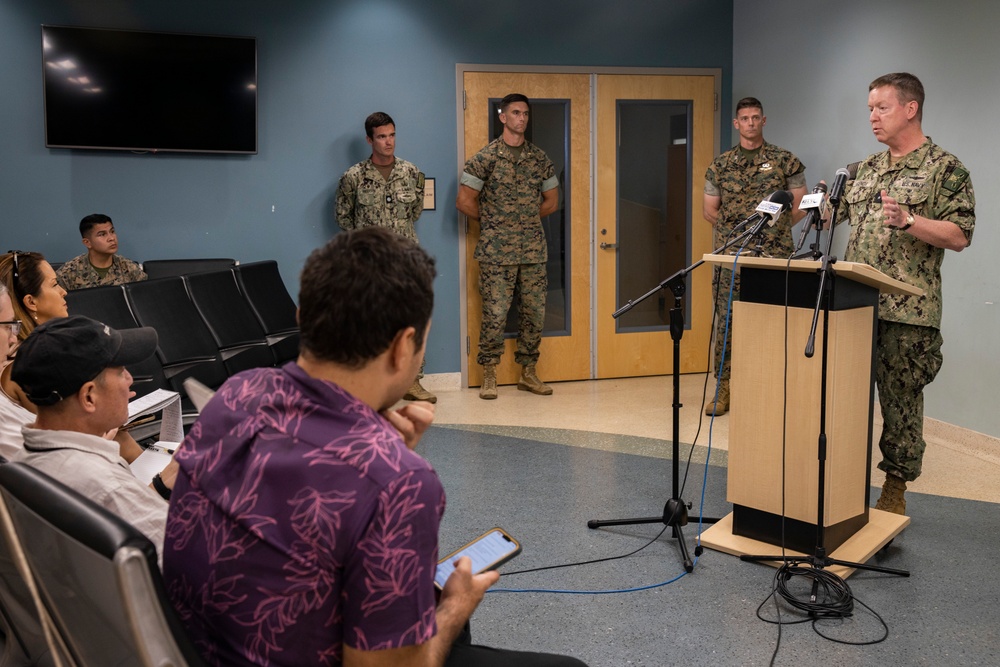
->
[163,228,587,667]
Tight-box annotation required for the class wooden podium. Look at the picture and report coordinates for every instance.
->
[698,255,921,574]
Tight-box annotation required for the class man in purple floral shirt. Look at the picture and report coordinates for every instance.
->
[163,228,586,667]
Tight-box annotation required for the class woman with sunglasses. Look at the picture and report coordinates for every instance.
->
[0,250,68,342]
[0,251,68,411]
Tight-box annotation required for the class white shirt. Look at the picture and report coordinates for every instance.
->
[14,426,168,560]
[0,366,33,460]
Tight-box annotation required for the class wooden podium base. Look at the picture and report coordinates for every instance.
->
[699,509,910,578]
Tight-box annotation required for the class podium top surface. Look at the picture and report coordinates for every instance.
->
[701,254,923,297]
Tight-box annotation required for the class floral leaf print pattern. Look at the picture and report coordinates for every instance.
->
[305,387,404,477]
[207,451,277,564]
[163,365,443,666]
[357,474,432,618]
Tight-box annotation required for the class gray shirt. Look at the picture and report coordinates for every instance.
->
[14,426,168,561]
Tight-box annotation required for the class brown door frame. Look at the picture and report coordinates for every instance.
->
[455,64,722,387]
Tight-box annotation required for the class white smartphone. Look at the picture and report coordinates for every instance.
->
[434,527,521,589]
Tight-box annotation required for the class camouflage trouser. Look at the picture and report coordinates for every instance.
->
[875,321,943,482]
[477,262,546,367]
[711,267,741,381]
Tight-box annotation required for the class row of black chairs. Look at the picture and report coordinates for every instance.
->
[50,258,238,281]
[65,260,300,408]
[142,258,236,281]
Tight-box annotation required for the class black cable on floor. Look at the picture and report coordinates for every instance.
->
[755,563,889,665]
[499,524,670,577]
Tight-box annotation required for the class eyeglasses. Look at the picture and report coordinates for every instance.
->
[0,320,21,337]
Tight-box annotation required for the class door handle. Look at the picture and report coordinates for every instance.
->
[600,242,618,250]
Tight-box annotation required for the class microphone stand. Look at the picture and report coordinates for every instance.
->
[790,211,824,260]
[739,197,909,580]
[587,223,765,572]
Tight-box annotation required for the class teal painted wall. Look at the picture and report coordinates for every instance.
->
[0,0,733,375]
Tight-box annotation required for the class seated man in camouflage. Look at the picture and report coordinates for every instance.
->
[56,213,147,290]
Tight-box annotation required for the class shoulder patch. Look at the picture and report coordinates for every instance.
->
[417,172,425,188]
[942,166,969,193]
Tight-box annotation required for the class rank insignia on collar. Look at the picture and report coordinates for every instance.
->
[760,163,773,172]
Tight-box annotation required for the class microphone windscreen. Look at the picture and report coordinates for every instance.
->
[767,189,794,209]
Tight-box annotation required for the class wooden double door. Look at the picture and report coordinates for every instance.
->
[461,71,716,386]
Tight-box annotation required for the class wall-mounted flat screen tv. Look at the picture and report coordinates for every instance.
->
[42,25,257,154]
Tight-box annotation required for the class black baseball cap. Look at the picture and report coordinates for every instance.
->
[11,315,158,406]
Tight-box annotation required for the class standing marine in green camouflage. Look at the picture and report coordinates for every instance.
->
[457,93,559,400]
[336,112,434,402]
[703,97,807,415]
[55,214,147,291]
[842,73,975,515]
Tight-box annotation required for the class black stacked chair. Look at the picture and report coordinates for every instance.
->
[0,464,58,667]
[0,462,206,666]
[64,284,168,399]
[183,270,275,374]
[124,278,229,398]
[142,258,236,281]
[234,261,300,364]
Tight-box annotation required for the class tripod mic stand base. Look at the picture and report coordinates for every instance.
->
[588,499,719,573]
[739,552,909,577]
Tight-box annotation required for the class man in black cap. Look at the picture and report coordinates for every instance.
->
[10,315,176,554]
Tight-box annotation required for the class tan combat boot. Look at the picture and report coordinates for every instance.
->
[875,473,907,515]
[479,364,498,400]
[705,378,730,415]
[404,379,437,404]
[518,365,553,395]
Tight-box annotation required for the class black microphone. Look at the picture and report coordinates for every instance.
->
[828,167,851,204]
[795,182,829,251]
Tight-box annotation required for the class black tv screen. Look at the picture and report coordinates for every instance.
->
[42,25,257,154]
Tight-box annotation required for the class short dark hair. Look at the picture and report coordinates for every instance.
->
[735,97,763,114]
[80,213,113,237]
[365,112,395,139]
[298,228,436,368]
[499,93,530,114]
[869,72,924,121]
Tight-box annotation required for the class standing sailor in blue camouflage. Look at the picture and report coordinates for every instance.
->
[703,97,807,415]
[336,112,435,403]
[842,73,975,515]
[457,93,559,400]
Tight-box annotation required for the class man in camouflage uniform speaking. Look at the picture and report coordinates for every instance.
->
[336,111,435,403]
[456,93,559,400]
[842,73,975,515]
[703,97,807,415]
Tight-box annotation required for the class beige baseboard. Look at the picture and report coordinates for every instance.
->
[419,373,462,392]
[924,417,1000,467]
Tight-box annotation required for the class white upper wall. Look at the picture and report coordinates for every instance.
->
[733,0,999,437]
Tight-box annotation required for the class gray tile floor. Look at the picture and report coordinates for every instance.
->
[419,423,1000,667]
